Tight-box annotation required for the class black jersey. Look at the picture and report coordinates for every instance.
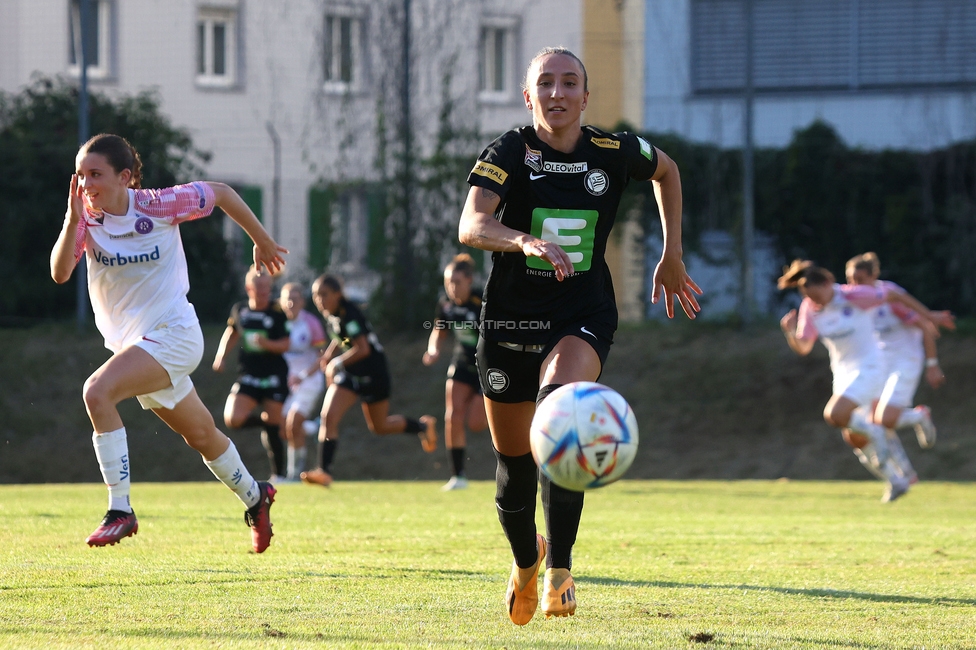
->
[466,125,658,344]
[228,300,289,378]
[435,290,482,365]
[325,298,386,375]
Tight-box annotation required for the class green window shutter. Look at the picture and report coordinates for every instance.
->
[308,186,334,272]
[366,184,387,271]
[237,185,263,265]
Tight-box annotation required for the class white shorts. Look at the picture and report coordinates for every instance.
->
[879,351,924,409]
[833,362,886,407]
[283,372,325,418]
[132,322,205,410]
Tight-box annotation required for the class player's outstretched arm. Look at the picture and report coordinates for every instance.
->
[51,175,85,284]
[206,182,288,275]
[780,309,815,356]
[212,325,239,372]
[648,148,702,319]
[423,327,447,366]
[458,186,574,281]
[886,289,955,331]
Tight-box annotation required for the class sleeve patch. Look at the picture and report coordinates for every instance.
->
[470,161,508,186]
[637,136,654,161]
[591,137,620,150]
[346,320,362,338]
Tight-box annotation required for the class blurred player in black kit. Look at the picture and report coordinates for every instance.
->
[300,273,438,487]
[213,266,291,482]
[459,47,702,624]
[423,254,489,491]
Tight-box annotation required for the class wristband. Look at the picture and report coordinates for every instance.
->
[925,358,939,368]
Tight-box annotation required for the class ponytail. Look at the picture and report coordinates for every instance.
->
[777,259,834,291]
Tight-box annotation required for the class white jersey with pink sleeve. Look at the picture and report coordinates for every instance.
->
[795,283,888,374]
[283,309,326,376]
[870,280,923,356]
[75,183,216,351]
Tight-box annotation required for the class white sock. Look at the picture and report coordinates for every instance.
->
[847,409,889,463]
[886,430,915,478]
[894,407,923,429]
[291,447,307,478]
[92,428,132,513]
[854,446,886,480]
[204,442,261,509]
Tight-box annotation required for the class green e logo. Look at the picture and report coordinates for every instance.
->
[526,208,599,272]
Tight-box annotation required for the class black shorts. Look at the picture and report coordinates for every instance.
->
[334,356,392,404]
[448,357,482,391]
[232,373,289,404]
[476,320,613,404]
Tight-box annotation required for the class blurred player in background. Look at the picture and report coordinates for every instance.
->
[846,252,953,481]
[423,254,488,491]
[778,260,952,502]
[459,47,701,624]
[213,267,290,482]
[300,274,438,487]
[50,133,285,552]
[280,282,326,481]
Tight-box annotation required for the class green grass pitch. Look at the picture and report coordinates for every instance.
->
[2,480,975,649]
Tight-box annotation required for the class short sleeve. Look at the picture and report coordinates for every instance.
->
[132,182,215,224]
[617,133,659,182]
[466,131,521,201]
[839,283,887,309]
[881,282,918,323]
[795,298,819,342]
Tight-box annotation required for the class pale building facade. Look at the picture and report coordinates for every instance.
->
[0,0,583,289]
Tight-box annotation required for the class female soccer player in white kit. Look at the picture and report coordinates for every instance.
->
[50,134,287,551]
[280,282,327,480]
[778,260,947,502]
[845,252,953,481]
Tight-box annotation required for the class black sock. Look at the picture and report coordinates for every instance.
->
[537,383,564,408]
[403,417,424,434]
[261,425,285,477]
[494,448,539,569]
[450,447,466,477]
[318,438,338,474]
[541,473,584,570]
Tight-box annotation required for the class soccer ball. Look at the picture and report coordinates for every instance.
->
[530,382,639,491]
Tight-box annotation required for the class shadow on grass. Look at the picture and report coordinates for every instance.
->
[581,575,976,607]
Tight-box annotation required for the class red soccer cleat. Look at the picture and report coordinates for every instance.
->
[86,510,138,547]
[244,481,276,553]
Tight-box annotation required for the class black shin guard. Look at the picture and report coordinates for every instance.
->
[541,473,584,570]
[261,425,285,477]
[494,448,540,569]
[318,438,338,474]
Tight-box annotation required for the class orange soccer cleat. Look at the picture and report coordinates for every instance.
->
[542,568,577,618]
[505,533,547,626]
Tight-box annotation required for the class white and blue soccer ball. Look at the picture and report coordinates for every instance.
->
[530,382,639,491]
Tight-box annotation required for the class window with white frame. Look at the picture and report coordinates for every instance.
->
[323,7,365,92]
[479,18,517,101]
[68,0,113,79]
[196,8,237,87]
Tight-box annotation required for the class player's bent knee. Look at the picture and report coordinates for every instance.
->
[843,429,868,448]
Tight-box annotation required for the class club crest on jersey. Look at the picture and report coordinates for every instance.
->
[524,145,542,172]
[542,161,588,174]
[584,169,609,196]
[134,217,154,235]
[843,306,853,317]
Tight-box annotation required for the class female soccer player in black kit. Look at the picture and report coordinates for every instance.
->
[300,274,438,487]
[458,47,702,624]
[423,253,489,491]
[213,266,291,481]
